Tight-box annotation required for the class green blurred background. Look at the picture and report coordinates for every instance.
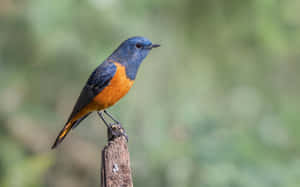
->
[1,0,300,187]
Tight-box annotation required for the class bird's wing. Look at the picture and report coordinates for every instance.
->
[66,61,117,123]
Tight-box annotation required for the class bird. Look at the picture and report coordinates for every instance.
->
[51,36,160,149]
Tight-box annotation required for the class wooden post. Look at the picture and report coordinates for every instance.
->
[101,124,133,187]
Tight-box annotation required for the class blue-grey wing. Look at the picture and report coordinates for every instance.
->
[66,61,116,123]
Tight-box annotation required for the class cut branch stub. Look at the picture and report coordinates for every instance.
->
[101,124,133,187]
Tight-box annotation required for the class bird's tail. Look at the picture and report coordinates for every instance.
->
[51,112,91,149]
[51,121,74,149]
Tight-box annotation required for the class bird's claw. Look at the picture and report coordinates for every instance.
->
[107,123,129,142]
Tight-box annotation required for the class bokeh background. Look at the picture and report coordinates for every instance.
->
[1,0,300,187]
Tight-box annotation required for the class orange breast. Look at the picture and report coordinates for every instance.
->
[93,62,134,110]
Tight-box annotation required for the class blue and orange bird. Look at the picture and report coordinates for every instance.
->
[51,36,160,149]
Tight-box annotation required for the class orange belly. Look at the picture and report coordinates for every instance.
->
[93,62,134,110]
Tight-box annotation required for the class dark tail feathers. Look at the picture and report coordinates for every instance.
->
[51,121,73,149]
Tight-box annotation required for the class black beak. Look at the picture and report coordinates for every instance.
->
[151,44,160,48]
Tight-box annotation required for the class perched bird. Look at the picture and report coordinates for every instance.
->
[51,36,160,149]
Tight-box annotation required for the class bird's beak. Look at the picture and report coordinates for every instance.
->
[151,44,160,48]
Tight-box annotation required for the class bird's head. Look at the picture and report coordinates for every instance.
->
[108,36,160,80]
[109,36,159,64]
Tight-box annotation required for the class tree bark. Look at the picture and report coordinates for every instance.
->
[101,125,133,187]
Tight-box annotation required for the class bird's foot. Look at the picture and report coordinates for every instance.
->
[107,123,129,142]
[97,111,128,141]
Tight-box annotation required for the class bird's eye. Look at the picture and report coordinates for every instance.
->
[136,43,142,48]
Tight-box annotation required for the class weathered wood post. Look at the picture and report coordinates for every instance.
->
[101,124,133,187]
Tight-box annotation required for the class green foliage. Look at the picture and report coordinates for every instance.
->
[0,138,53,187]
[0,0,300,187]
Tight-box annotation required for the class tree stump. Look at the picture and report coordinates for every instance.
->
[101,124,133,187]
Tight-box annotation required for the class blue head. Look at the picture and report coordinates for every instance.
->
[108,36,160,80]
